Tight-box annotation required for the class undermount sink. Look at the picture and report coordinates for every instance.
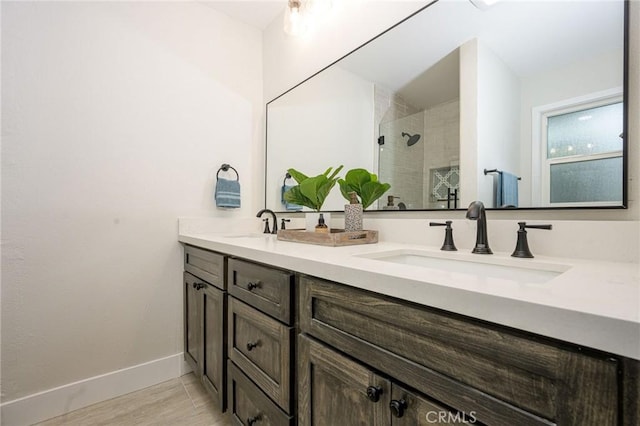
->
[356,249,571,284]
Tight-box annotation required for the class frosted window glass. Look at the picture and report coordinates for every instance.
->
[550,157,622,203]
[547,103,623,159]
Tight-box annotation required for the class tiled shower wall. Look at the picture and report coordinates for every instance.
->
[376,86,423,209]
[376,85,459,209]
[423,99,460,209]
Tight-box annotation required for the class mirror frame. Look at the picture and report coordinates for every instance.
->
[264,0,629,213]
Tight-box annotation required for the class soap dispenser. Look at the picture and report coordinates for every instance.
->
[383,195,400,210]
[315,213,329,233]
[344,192,363,232]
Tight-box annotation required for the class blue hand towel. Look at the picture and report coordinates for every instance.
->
[215,177,241,208]
[281,184,302,211]
[495,171,519,208]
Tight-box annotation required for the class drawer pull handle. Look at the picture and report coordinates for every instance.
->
[247,281,260,291]
[194,283,206,290]
[390,399,407,418]
[247,414,261,425]
[366,385,383,402]
[246,341,259,351]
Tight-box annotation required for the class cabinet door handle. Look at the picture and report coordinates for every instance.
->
[390,399,407,418]
[194,283,206,290]
[247,414,261,425]
[247,281,260,291]
[246,341,259,351]
[366,385,383,402]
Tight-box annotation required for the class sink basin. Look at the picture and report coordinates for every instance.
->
[356,249,571,284]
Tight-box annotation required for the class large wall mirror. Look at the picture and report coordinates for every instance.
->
[265,0,628,212]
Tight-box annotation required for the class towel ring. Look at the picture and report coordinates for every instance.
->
[216,164,239,181]
[283,172,294,186]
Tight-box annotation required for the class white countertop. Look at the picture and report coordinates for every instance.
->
[179,231,640,360]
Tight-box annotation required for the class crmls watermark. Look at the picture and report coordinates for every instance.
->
[425,411,478,424]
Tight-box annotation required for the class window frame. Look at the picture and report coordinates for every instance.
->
[531,89,623,208]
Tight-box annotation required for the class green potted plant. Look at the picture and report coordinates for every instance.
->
[283,166,343,232]
[338,168,391,210]
[284,165,343,211]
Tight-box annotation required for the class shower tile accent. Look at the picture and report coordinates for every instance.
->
[430,166,460,206]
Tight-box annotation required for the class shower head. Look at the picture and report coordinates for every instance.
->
[402,132,421,146]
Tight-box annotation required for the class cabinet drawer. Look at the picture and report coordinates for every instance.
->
[184,245,225,290]
[228,258,294,324]
[300,276,619,426]
[228,361,293,426]
[229,297,293,413]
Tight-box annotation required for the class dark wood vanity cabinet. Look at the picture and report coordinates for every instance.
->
[182,245,638,426]
[227,258,296,425]
[298,275,639,426]
[183,245,227,412]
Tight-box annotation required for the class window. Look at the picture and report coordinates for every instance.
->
[541,98,623,207]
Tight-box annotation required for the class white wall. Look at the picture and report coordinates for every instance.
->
[1,0,262,406]
[460,38,520,207]
[266,66,374,211]
[476,40,521,207]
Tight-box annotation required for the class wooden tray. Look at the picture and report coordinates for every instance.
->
[276,229,378,247]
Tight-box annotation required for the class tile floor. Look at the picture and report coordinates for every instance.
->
[34,373,230,426]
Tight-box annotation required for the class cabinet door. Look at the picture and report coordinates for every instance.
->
[298,334,390,426]
[202,283,226,411]
[184,272,203,372]
[391,383,473,426]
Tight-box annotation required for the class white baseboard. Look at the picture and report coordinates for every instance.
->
[1,353,193,426]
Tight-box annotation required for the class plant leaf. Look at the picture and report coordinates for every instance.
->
[287,168,308,184]
[299,177,322,209]
[316,178,339,210]
[338,180,357,202]
[344,168,371,195]
[284,165,344,211]
[327,165,344,181]
[360,181,391,209]
[283,185,315,210]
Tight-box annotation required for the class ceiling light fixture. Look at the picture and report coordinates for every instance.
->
[284,0,308,36]
[284,0,333,37]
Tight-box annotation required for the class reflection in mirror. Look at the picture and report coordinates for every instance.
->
[265,0,627,212]
[377,48,460,210]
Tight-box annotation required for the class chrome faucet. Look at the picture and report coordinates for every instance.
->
[466,201,492,254]
[256,209,278,234]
